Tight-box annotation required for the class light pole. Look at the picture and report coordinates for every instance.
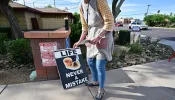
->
[54,0,56,8]
[146,5,151,16]
[23,0,25,5]
[33,2,35,8]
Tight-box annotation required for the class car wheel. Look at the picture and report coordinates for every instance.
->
[129,26,131,29]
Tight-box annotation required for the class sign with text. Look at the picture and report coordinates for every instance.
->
[39,42,58,67]
[54,48,88,89]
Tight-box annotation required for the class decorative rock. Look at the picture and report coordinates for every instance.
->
[117,62,122,67]
[20,64,25,68]
[5,65,10,68]
[13,65,16,68]
[122,63,127,67]
[146,50,151,53]
[126,59,136,65]
[4,60,9,63]
[29,65,34,68]
[0,60,3,63]
[114,45,130,57]
[139,58,147,63]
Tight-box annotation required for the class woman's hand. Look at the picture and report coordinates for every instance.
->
[90,37,101,45]
[73,42,80,48]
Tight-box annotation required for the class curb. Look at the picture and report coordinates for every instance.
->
[150,27,175,30]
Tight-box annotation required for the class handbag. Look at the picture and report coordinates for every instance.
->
[96,38,108,49]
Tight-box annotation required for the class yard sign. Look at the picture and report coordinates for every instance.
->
[54,48,88,89]
[39,42,58,67]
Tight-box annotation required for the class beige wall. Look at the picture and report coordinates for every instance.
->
[16,11,27,30]
[0,13,9,27]
[41,18,64,29]
[0,11,71,30]
[25,12,42,30]
[0,11,27,30]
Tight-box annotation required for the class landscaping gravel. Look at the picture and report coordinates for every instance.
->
[0,67,31,85]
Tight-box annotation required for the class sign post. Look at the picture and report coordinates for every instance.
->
[130,26,141,44]
[54,48,88,89]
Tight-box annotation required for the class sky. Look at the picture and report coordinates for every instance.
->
[15,0,175,20]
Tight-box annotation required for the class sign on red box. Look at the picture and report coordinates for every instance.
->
[40,42,57,51]
[42,58,57,67]
[39,42,58,67]
[41,51,54,59]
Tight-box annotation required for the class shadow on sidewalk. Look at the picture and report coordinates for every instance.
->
[103,85,175,100]
[89,60,175,100]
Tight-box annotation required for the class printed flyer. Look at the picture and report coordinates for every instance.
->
[39,42,58,67]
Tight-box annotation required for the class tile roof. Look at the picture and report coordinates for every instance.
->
[9,2,72,14]
[35,8,71,14]
[9,2,27,8]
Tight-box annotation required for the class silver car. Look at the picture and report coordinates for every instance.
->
[129,22,148,30]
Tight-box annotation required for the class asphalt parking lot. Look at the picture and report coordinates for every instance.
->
[114,24,175,41]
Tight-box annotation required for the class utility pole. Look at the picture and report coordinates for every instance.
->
[23,0,25,5]
[54,0,56,8]
[146,5,151,16]
[33,2,35,8]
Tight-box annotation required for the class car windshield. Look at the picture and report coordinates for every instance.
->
[132,22,145,25]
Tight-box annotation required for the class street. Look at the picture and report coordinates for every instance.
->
[114,25,175,41]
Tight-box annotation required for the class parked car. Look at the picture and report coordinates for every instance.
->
[115,22,123,27]
[129,21,148,30]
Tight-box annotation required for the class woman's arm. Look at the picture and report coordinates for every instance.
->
[78,7,88,43]
[91,0,114,44]
[97,0,114,37]
[73,7,88,48]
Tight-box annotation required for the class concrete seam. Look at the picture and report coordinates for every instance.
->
[0,85,8,95]
[87,87,95,99]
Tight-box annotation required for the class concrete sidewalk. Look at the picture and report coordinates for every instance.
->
[0,59,175,100]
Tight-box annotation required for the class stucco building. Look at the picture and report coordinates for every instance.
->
[0,2,73,30]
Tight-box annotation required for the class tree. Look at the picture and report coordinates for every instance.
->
[69,13,82,47]
[144,14,172,27]
[112,0,125,22]
[0,0,23,39]
[72,12,80,24]
[45,4,53,8]
[170,12,173,16]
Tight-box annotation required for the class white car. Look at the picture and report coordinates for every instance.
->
[129,22,148,30]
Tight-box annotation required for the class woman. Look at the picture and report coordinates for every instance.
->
[73,0,114,99]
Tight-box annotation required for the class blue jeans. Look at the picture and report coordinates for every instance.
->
[87,58,107,88]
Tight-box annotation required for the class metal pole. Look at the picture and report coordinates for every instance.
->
[54,0,56,8]
[146,5,151,16]
[23,0,25,5]
[33,2,35,8]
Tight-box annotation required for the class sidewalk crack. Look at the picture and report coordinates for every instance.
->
[0,85,8,95]
[87,87,95,99]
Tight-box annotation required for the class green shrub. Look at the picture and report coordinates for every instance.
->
[128,43,143,54]
[0,27,12,39]
[118,30,131,45]
[0,33,8,54]
[69,12,82,47]
[5,39,33,64]
[70,23,82,46]
[144,14,175,27]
